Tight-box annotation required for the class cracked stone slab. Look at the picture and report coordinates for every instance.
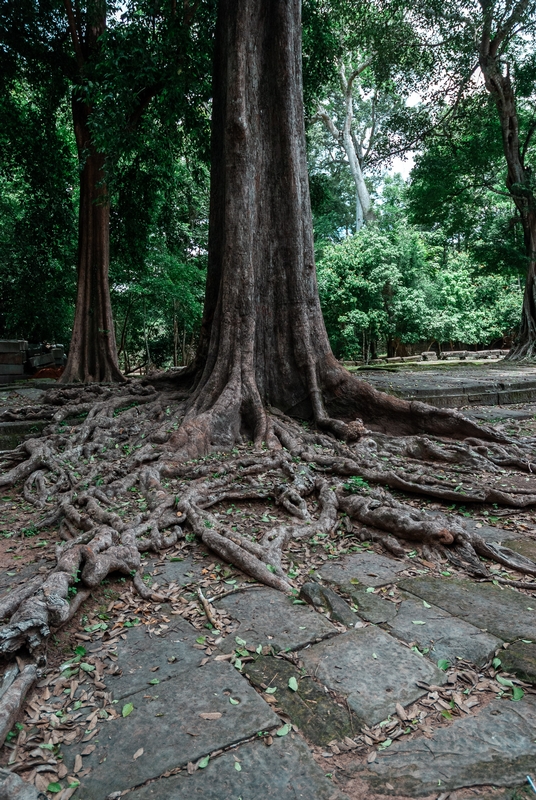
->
[62,661,279,800]
[364,696,536,796]
[299,582,359,627]
[215,588,336,653]
[388,597,502,666]
[300,628,445,726]
[399,577,536,642]
[101,617,207,701]
[244,655,357,745]
[318,551,407,589]
[128,734,349,800]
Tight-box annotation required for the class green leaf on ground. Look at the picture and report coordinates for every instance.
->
[441,710,453,721]
[437,659,450,671]
[423,601,431,608]
[497,675,514,688]
[47,783,62,793]
[492,657,501,669]
[276,724,290,736]
[234,762,242,771]
[366,587,375,593]
[512,687,524,701]
[198,755,210,769]
[288,676,298,692]
[412,620,426,625]
[122,703,134,717]
[378,738,392,750]
[265,687,277,694]
[229,697,240,705]
[235,637,247,646]
[80,662,95,672]
[149,678,159,685]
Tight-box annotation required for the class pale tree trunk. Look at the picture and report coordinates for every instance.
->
[315,61,374,231]
[478,0,536,359]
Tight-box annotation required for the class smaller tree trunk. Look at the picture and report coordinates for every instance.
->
[479,30,536,359]
[60,102,123,383]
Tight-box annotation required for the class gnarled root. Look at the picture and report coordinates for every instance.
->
[2,382,536,761]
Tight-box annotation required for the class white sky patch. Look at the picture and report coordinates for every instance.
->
[389,153,415,180]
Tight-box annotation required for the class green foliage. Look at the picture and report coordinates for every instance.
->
[316,178,522,358]
[0,77,77,343]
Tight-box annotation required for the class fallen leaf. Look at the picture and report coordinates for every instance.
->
[288,676,298,692]
[133,748,144,760]
[367,751,377,763]
[199,712,222,720]
[122,703,134,717]
[74,754,83,773]
[197,755,210,769]
[395,702,407,721]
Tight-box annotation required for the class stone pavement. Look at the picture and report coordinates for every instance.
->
[356,362,536,407]
[45,538,536,800]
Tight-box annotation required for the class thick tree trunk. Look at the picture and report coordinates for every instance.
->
[60,102,123,383]
[169,0,489,458]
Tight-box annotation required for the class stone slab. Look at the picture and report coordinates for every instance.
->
[349,589,398,624]
[388,597,502,666]
[142,554,207,588]
[318,551,407,589]
[504,537,536,561]
[365,696,536,796]
[299,582,359,627]
[399,577,536,642]
[244,655,357,745]
[300,628,445,726]
[500,641,536,684]
[215,588,336,653]
[0,560,46,592]
[128,735,349,800]
[63,661,279,800]
[101,617,207,700]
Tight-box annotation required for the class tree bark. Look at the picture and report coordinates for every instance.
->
[60,101,123,383]
[478,12,536,359]
[169,0,489,458]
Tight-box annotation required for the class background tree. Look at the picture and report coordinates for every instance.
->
[411,0,536,357]
[0,0,214,382]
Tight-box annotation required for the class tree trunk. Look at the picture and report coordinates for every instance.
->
[167,0,487,458]
[479,41,536,359]
[60,101,123,383]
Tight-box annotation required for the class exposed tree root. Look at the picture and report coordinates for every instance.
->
[1,379,536,785]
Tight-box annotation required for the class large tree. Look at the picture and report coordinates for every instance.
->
[2,1,536,771]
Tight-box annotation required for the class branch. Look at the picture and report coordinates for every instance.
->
[127,81,165,130]
[63,0,84,70]
[522,116,536,163]
[314,105,340,141]
[346,57,373,95]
